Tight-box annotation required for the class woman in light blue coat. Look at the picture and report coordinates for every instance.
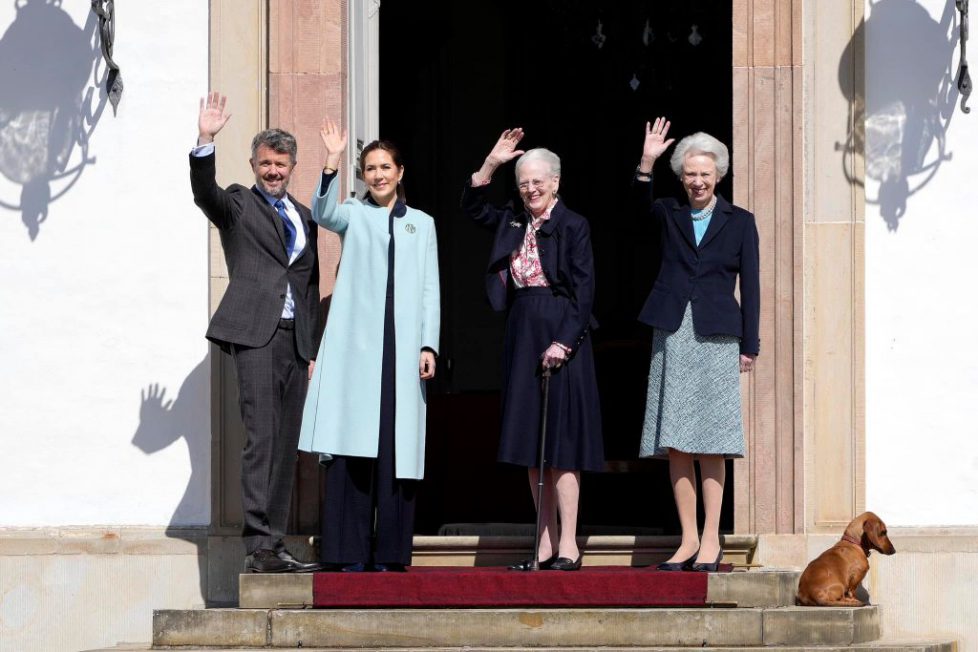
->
[299,117,440,571]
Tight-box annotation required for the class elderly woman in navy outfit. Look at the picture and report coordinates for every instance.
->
[299,118,440,572]
[634,118,759,572]
[461,128,603,572]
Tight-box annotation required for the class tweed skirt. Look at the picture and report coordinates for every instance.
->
[640,302,744,459]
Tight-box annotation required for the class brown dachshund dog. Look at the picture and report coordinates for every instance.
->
[796,511,896,607]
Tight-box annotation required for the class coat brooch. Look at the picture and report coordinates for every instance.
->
[405,223,416,234]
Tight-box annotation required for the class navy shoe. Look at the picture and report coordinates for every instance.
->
[371,562,407,572]
[691,550,724,572]
[320,561,367,572]
[549,555,583,571]
[509,554,558,571]
[655,549,698,572]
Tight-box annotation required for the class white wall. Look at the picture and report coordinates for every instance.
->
[865,0,978,526]
[0,1,211,527]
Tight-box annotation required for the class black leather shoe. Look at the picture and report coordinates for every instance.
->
[277,548,323,573]
[549,555,583,571]
[371,562,407,572]
[509,554,558,571]
[320,561,368,572]
[246,548,292,573]
[655,549,698,572]
[691,549,724,572]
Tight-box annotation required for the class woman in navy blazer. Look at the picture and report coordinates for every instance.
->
[461,128,603,572]
[634,118,759,572]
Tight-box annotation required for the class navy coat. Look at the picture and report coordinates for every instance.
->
[460,180,597,352]
[633,179,760,356]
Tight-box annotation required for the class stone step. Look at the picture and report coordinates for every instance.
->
[239,568,801,609]
[85,641,957,652]
[85,643,959,652]
[153,605,879,648]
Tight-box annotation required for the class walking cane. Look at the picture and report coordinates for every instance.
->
[530,367,552,571]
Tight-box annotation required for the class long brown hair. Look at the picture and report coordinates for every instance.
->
[359,140,406,203]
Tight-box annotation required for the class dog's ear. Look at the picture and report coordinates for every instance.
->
[862,514,887,551]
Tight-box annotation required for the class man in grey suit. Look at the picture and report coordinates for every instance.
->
[190,92,322,573]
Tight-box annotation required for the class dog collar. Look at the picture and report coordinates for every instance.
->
[841,533,862,547]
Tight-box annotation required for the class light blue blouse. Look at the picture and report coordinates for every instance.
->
[692,211,713,245]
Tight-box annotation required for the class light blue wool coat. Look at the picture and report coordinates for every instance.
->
[298,175,440,480]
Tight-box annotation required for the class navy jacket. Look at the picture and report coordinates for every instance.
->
[634,179,760,356]
[460,180,597,353]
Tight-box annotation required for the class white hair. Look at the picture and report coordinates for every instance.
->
[515,148,561,180]
[669,132,729,180]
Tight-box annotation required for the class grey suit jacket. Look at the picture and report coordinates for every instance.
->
[190,152,321,361]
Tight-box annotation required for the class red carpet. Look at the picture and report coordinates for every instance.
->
[312,566,718,608]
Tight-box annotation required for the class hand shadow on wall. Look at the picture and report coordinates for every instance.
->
[837,0,961,231]
[131,357,210,605]
[0,0,111,240]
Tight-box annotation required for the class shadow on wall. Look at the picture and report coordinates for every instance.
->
[131,356,210,602]
[837,0,962,231]
[0,0,112,240]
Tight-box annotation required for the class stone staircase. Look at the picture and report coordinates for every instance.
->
[86,569,955,651]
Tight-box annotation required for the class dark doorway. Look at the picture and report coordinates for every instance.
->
[379,1,734,537]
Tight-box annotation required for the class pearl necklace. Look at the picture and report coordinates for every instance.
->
[690,196,717,221]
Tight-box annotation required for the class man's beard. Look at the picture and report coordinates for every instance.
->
[256,176,289,198]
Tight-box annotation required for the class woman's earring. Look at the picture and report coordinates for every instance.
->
[552,190,557,197]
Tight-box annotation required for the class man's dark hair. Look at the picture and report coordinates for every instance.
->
[251,128,297,164]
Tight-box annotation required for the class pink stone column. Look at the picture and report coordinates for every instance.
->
[269,0,347,532]
[270,0,346,294]
[732,0,805,535]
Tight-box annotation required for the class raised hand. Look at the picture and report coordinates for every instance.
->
[320,116,348,159]
[472,128,526,185]
[641,117,675,167]
[486,128,526,166]
[198,92,231,145]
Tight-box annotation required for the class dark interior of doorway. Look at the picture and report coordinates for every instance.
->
[379,0,734,537]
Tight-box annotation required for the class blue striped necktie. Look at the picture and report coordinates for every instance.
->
[273,199,296,257]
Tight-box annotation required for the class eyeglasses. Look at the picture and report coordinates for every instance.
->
[517,179,551,192]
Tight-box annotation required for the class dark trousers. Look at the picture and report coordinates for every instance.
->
[319,452,417,565]
[232,322,307,555]
[320,288,417,566]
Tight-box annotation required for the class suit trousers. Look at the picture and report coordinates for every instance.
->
[232,322,307,554]
[319,292,417,566]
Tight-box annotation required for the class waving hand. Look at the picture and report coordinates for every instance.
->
[320,116,348,172]
[641,117,675,165]
[198,92,232,145]
[486,128,526,166]
[472,128,526,185]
